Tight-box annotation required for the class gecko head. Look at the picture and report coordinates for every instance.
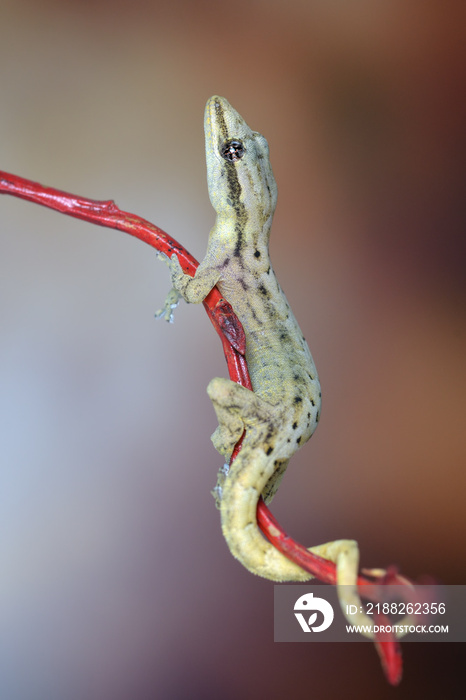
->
[204,96,278,220]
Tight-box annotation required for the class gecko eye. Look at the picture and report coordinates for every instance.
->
[220,140,245,162]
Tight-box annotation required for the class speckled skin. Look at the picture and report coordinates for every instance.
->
[167,97,369,592]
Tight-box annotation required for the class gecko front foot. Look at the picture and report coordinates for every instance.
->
[155,253,196,322]
[155,287,181,323]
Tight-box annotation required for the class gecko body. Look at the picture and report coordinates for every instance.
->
[165,96,364,590]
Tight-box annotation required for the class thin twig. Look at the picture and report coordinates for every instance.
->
[1,170,409,684]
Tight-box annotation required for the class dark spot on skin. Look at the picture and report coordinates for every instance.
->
[310,399,315,406]
[266,267,271,274]
[296,436,302,444]
[222,257,230,268]
[246,301,263,325]
[280,332,288,341]
[293,374,299,381]
[254,250,261,258]
[319,392,322,398]
[308,373,314,381]
[234,222,245,257]
[294,396,302,404]
[265,446,273,456]
[316,412,320,423]
[292,422,298,430]
[258,284,268,296]
[287,438,291,443]
[307,413,311,419]
[265,431,273,441]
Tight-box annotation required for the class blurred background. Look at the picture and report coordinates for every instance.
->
[0,1,465,698]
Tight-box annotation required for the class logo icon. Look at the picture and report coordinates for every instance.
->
[294,592,334,632]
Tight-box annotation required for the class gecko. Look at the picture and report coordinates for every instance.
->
[160,96,385,631]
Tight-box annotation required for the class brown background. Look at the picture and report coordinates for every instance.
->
[0,1,465,698]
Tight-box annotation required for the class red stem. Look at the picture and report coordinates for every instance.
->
[0,169,406,684]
